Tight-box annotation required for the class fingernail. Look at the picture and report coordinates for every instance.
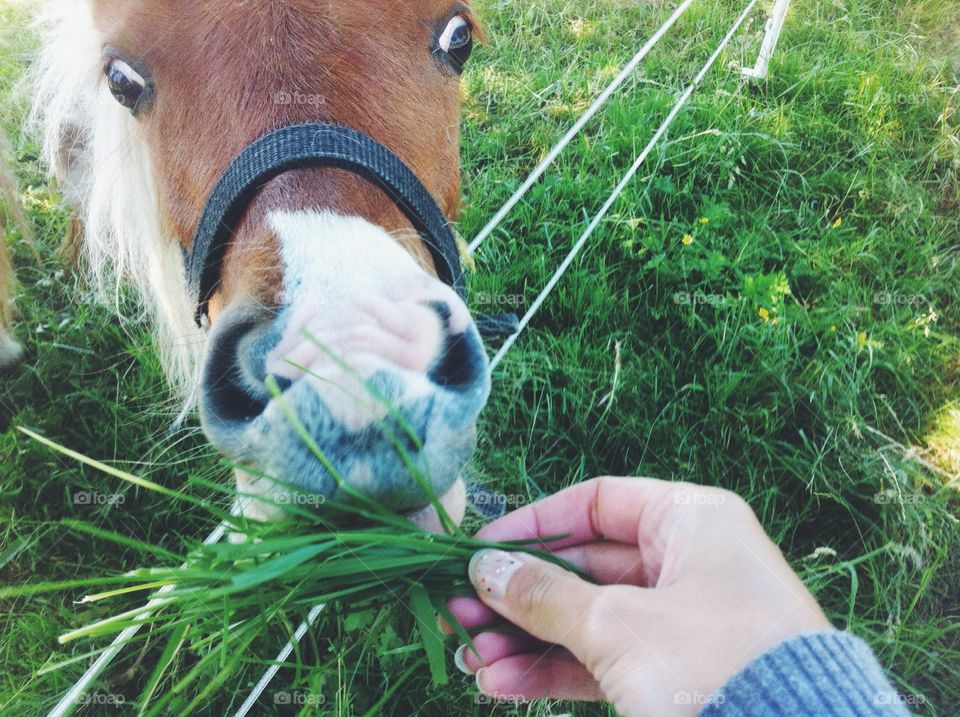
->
[475,667,487,694]
[469,549,523,601]
[454,644,475,675]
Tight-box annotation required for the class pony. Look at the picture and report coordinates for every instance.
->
[0,134,28,370]
[30,0,490,529]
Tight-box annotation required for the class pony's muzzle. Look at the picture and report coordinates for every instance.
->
[198,288,491,516]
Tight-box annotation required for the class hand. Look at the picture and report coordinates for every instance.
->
[447,477,831,716]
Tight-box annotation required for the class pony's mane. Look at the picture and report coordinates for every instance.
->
[27,0,203,402]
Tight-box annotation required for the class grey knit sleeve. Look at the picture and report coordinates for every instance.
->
[698,631,913,717]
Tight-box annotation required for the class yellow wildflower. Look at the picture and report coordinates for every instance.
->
[758,307,770,320]
[455,233,476,272]
[681,234,694,246]
[699,217,710,225]
[832,217,843,229]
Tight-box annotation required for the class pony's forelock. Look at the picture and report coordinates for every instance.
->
[27,0,203,402]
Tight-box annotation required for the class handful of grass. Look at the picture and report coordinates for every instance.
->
[10,429,576,716]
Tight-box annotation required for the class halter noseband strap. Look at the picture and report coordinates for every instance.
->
[185,123,466,326]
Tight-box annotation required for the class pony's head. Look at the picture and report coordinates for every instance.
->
[32,0,490,526]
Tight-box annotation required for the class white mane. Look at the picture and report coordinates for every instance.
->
[28,0,204,402]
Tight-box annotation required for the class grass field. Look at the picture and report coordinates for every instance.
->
[2,0,959,715]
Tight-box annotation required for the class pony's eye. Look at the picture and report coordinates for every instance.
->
[105,59,147,112]
[438,15,473,69]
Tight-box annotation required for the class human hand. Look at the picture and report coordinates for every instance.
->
[447,477,831,716]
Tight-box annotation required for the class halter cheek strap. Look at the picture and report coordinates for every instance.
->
[185,123,466,326]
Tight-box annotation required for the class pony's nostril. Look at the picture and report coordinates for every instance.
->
[428,328,485,390]
[424,301,488,391]
[208,367,268,423]
[204,318,272,425]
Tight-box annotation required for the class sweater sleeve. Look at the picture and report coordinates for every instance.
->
[698,631,913,717]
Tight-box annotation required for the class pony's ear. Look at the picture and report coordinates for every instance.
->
[460,7,486,44]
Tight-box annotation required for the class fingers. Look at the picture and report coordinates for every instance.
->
[475,476,678,556]
[454,631,545,674]
[447,541,649,632]
[475,477,753,588]
[554,542,649,586]
[474,649,605,703]
[467,549,602,650]
[446,595,499,631]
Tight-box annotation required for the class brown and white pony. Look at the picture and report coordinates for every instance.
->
[0,135,26,370]
[30,1,490,528]
[0,221,22,370]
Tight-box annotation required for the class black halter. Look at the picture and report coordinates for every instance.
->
[186,122,517,339]
[185,123,468,325]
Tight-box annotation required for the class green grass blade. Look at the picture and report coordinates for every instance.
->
[137,621,190,716]
[409,583,448,687]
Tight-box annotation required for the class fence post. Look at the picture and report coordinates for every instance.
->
[741,0,791,81]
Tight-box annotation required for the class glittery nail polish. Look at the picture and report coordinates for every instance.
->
[468,549,523,601]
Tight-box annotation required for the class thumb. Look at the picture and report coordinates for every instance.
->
[468,549,602,649]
